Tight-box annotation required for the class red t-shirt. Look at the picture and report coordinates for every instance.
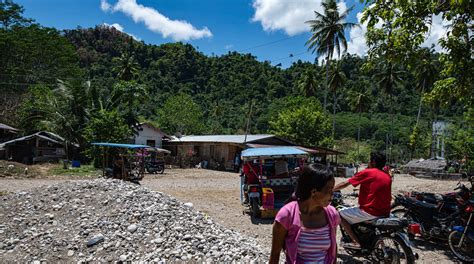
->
[348,168,392,217]
[243,163,259,184]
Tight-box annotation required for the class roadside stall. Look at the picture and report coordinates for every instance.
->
[92,142,157,183]
[240,146,309,218]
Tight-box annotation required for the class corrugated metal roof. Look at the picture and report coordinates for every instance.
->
[0,123,18,132]
[241,147,308,160]
[0,131,78,149]
[169,134,275,144]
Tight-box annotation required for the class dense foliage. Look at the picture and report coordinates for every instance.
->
[269,97,332,147]
[0,1,472,167]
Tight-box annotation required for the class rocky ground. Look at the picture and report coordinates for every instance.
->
[0,168,466,263]
[0,179,266,263]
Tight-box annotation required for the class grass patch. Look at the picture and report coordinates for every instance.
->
[0,160,40,177]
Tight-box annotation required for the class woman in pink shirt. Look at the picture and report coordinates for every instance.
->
[270,164,340,264]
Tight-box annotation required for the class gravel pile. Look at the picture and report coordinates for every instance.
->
[0,179,267,263]
[403,158,446,171]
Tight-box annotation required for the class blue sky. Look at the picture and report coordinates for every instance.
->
[16,0,445,68]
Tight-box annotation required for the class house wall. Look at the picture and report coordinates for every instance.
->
[170,142,243,170]
[134,125,164,147]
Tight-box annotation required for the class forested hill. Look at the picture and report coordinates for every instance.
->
[64,26,292,133]
[0,17,466,162]
[62,25,433,128]
[1,0,472,165]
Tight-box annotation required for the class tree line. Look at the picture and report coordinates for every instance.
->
[0,0,472,167]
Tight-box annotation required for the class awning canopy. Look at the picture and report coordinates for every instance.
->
[245,143,345,156]
[241,146,308,160]
[92,143,152,149]
[91,142,171,153]
[296,146,345,155]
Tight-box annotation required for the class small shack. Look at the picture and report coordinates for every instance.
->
[165,134,295,170]
[0,123,19,143]
[0,131,78,164]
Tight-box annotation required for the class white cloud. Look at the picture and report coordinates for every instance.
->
[251,0,347,36]
[225,44,234,50]
[347,12,368,56]
[100,0,111,11]
[100,0,212,41]
[103,22,124,32]
[422,14,448,52]
[102,22,141,41]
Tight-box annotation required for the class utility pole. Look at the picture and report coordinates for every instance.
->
[243,100,254,144]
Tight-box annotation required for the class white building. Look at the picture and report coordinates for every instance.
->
[133,123,171,148]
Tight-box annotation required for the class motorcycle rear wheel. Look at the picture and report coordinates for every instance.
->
[373,235,415,264]
[157,166,164,174]
[448,230,474,262]
[250,199,260,219]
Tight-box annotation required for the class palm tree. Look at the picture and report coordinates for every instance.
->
[328,61,346,139]
[305,0,357,111]
[414,48,438,127]
[298,69,318,97]
[374,60,404,162]
[113,53,140,81]
[347,80,372,156]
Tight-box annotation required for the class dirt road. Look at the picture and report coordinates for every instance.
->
[0,169,464,263]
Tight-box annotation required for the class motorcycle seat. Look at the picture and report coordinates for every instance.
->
[365,217,407,228]
[414,200,438,209]
[405,196,438,209]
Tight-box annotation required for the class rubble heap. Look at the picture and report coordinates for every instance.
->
[0,179,266,262]
[403,158,447,172]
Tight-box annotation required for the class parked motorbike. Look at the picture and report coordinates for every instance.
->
[332,191,417,263]
[145,160,164,174]
[391,192,462,241]
[394,180,472,217]
[391,178,473,241]
[448,201,474,262]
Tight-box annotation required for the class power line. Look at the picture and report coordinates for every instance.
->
[237,35,303,53]
[270,50,311,63]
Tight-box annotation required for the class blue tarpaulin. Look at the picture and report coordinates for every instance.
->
[91,142,151,149]
[241,147,308,160]
[92,143,171,153]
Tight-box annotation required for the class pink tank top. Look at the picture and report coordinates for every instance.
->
[297,224,330,263]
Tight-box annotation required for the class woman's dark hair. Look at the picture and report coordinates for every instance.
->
[287,164,333,203]
[370,151,387,170]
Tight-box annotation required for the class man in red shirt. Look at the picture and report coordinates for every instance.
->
[241,161,260,204]
[333,152,392,247]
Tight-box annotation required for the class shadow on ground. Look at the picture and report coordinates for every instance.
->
[250,216,274,225]
[410,238,461,263]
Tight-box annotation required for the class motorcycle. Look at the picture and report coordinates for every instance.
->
[391,178,473,241]
[391,192,461,241]
[145,160,165,174]
[448,201,474,262]
[332,191,417,263]
[393,180,472,217]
